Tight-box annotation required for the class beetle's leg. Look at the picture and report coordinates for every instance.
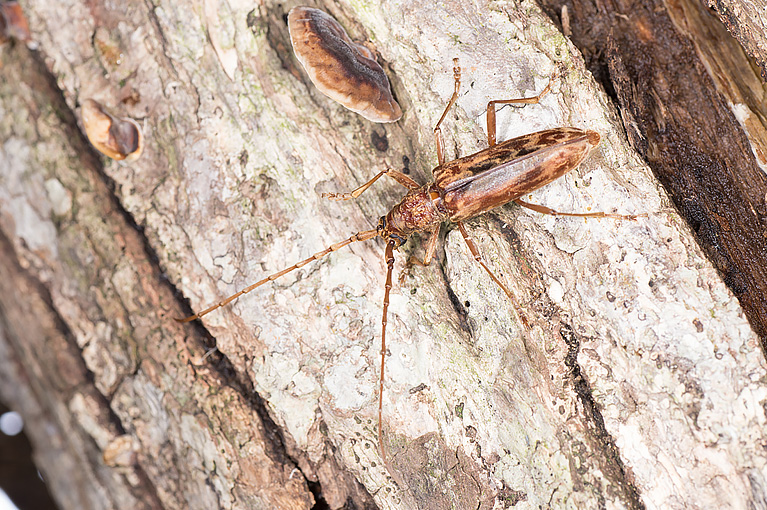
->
[398,227,439,283]
[486,79,553,146]
[434,58,462,166]
[457,222,530,329]
[515,198,643,220]
[322,168,420,201]
[416,227,440,266]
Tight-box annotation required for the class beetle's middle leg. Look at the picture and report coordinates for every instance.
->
[457,222,530,329]
[322,167,420,201]
[486,80,553,147]
[514,198,642,220]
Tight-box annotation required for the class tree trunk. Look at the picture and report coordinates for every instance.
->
[1,0,766,509]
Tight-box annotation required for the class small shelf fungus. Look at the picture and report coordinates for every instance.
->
[287,6,402,123]
[80,99,143,161]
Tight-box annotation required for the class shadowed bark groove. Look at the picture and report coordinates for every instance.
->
[561,324,644,510]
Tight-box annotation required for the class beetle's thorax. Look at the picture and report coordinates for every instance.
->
[378,184,447,247]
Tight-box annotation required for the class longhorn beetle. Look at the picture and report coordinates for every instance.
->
[177,59,639,460]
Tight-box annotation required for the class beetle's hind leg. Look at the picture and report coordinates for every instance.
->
[486,79,553,147]
[515,198,643,220]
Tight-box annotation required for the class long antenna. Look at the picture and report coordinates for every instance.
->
[378,240,396,461]
[176,228,379,323]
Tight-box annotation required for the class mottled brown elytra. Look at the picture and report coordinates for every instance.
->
[176,58,639,460]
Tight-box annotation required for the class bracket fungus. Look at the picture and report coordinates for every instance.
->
[287,6,402,123]
[80,99,143,161]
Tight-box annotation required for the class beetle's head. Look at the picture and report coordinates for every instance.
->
[377,216,408,249]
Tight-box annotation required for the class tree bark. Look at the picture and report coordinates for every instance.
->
[707,0,767,80]
[1,0,766,509]
[540,0,767,341]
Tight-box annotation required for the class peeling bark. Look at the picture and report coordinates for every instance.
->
[1,0,766,509]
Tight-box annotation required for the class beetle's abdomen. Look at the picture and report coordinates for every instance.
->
[441,129,600,222]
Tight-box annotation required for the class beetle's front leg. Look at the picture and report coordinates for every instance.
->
[434,58,462,166]
[398,227,439,283]
[322,167,421,201]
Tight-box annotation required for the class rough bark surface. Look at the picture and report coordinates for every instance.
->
[1,40,319,510]
[708,0,767,80]
[1,1,766,509]
[540,0,767,342]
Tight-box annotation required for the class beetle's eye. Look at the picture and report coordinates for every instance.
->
[389,233,407,248]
